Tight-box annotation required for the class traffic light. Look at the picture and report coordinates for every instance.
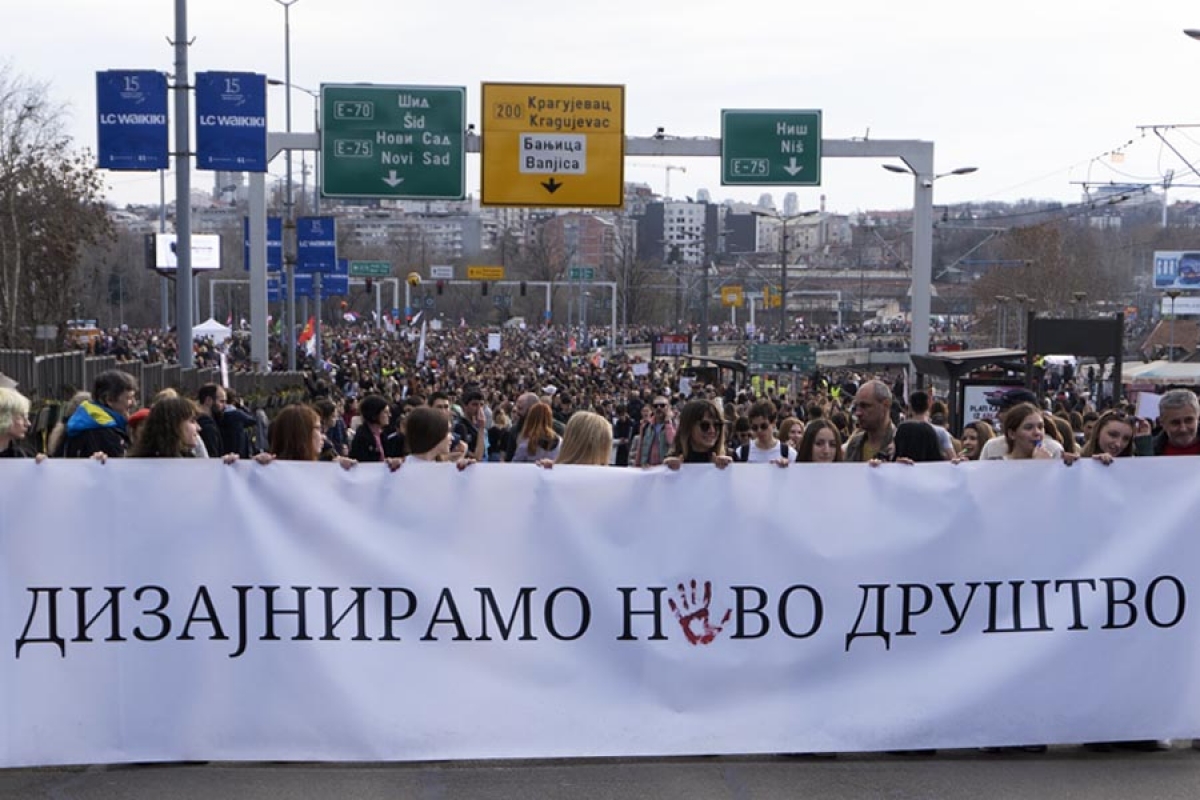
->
[520,281,527,297]
[481,281,489,296]
[365,278,374,294]
[436,280,445,295]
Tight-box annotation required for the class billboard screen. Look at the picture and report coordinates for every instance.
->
[152,234,222,271]
[1153,251,1200,290]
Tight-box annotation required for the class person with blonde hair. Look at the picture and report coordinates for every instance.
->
[544,411,613,467]
[0,387,38,459]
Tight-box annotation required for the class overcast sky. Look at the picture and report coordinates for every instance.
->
[6,0,1200,214]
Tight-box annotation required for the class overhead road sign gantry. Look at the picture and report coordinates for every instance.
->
[320,84,465,199]
[481,82,625,207]
[721,109,821,186]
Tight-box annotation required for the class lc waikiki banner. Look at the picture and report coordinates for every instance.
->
[2,458,1200,767]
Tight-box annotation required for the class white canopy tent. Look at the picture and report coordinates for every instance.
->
[192,318,232,343]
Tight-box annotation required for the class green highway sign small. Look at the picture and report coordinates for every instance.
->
[568,266,596,281]
[321,84,465,199]
[747,343,816,372]
[348,260,392,278]
[721,110,821,186]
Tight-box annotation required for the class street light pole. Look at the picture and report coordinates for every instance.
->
[275,0,299,372]
[1167,289,1181,362]
[779,224,789,342]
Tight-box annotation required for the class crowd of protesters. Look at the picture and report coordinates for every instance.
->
[1,315,1191,479]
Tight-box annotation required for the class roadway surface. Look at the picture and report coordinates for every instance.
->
[5,747,1200,800]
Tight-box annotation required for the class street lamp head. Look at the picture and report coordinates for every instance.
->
[882,164,912,175]
[1185,28,1200,40]
[949,166,978,176]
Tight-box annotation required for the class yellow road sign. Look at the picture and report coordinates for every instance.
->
[481,83,625,208]
[467,265,505,281]
[721,286,744,308]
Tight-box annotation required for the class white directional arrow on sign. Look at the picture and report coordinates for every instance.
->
[782,157,803,176]
[382,170,404,187]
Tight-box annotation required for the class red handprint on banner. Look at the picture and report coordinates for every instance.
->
[668,579,732,645]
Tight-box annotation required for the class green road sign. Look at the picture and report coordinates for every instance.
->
[568,266,595,281]
[721,110,821,186]
[348,260,392,278]
[747,343,816,373]
[321,84,465,199]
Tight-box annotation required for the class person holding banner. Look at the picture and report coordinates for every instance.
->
[795,419,844,464]
[0,387,39,459]
[539,411,613,467]
[128,397,206,459]
[664,399,732,470]
[404,406,474,469]
[261,405,361,470]
[999,403,1058,461]
[1078,410,1140,464]
[63,370,138,460]
[349,395,404,464]
[511,402,561,463]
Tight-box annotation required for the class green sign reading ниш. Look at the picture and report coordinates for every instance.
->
[721,109,821,186]
[321,84,465,200]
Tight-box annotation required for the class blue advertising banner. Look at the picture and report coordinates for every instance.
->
[323,275,349,297]
[321,258,350,297]
[296,216,338,274]
[195,72,267,172]
[243,217,283,272]
[269,273,315,301]
[292,273,314,298]
[96,70,169,170]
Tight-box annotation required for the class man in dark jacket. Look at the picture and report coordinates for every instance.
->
[196,383,226,457]
[1136,388,1200,456]
[64,370,138,459]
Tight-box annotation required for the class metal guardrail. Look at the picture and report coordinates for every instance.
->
[0,350,306,405]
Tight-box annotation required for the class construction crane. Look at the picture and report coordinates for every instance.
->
[630,163,687,199]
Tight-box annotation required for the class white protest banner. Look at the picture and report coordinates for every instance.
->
[2,459,1200,767]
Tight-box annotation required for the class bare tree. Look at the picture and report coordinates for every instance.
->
[0,67,111,347]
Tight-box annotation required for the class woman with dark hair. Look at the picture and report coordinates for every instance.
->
[265,404,359,469]
[405,406,475,469]
[348,394,403,463]
[958,420,995,461]
[870,420,945,465]
[664,399,732,470]
[129,397,203,459]
[795,418,843,463]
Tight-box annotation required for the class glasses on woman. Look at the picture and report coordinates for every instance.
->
[697,420,717,433]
